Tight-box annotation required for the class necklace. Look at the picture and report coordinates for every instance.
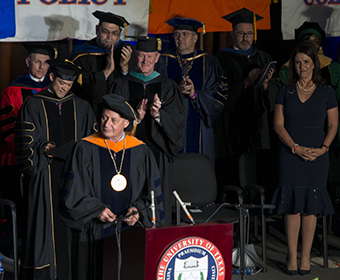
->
[104,137,127,192]
[296,80,315,94]
[176,49,196,79]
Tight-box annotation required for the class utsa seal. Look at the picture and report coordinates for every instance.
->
[156,237,225,280]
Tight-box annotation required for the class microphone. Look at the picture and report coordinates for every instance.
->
[150,190,156,228]
[173,190,195,224]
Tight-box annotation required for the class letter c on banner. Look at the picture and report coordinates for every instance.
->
[304,0,314,5]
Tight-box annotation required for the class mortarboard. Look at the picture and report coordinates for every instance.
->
[102,94,137,135]
[222,7,263,42]
[23,43,57,59]
[167,17,205,34]
[295,22,326,46]
[93,10,129,38]
[47,59,82,82]
[128,36,165,52]
[222,7,263,28]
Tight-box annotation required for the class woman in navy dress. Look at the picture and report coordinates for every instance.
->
[272,42,338,276]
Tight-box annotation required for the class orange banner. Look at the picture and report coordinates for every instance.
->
[149,0,271,34]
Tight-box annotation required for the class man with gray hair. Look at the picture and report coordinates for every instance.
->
[111,36,187,225]
[0,43,55,226]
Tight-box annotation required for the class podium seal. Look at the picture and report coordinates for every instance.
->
[156,236,225,280]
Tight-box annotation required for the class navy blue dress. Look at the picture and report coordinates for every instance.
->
[271,85,337,215]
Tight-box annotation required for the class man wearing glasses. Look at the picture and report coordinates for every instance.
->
[156,17,228,163]
[214,8,280,186]
[70,10,135,117]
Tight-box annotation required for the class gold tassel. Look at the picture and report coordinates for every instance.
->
[201,21,206,35]
[53,48,58,59]
[77,74,82,86]
[125,101,137,136]
[253,12,257,43]
[149,0,153,14]
[124,23,128,39]
[157,38,162,51]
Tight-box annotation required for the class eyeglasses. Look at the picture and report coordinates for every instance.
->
[235,31,254,37]
[99,28,120,37]
[173,32,193,39]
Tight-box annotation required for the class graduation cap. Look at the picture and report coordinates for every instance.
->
[102,94,137,136]
[93,10,129,38]
[295,21,326,46]
[47,59,83,82]
[167,17,205,34]
[23,43,57,59]
[222,7,263,41]
[128,36,165,52]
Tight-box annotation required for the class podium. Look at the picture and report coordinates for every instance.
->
[103,223,233,280]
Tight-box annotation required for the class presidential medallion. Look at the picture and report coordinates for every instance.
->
[111,174,127,191]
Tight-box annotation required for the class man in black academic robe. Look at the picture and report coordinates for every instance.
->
[0,43,54,222]
[70,10,135,117]
[111,37,187,225]
[214,8,280,187]
[15,60,97,280]
[156,17,228,163]
[60,94,164,280]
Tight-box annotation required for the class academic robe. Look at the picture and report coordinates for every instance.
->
[59,133,164,280]
[156,49,228,163]
[111,72,187,225]
[214,47,280,185]
[0,74,50,227]
[70,38,136,117]
[15,89,97,280]
[0,73,50,166]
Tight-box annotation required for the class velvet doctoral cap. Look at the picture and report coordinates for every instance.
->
[295,21,326,46]
[102,94,137,134]
[222,7,263,28]
[23,43,56,59]
[167,17,204,33]
[129,36,164,52]
[48,59,82,82]
[93,10,129,27]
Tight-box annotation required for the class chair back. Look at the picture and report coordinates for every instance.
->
[239,149,278,203]
[168,153,217,206]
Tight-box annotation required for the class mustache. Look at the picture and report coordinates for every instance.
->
[102,39,115,45]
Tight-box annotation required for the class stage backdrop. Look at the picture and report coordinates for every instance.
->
[282,0,340,40]
[0,0,149,42]
[148,0,271,34]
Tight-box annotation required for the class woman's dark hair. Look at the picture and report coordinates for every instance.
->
[287,42,326,87]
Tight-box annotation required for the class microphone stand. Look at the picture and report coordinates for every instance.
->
[205,203,275,280]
